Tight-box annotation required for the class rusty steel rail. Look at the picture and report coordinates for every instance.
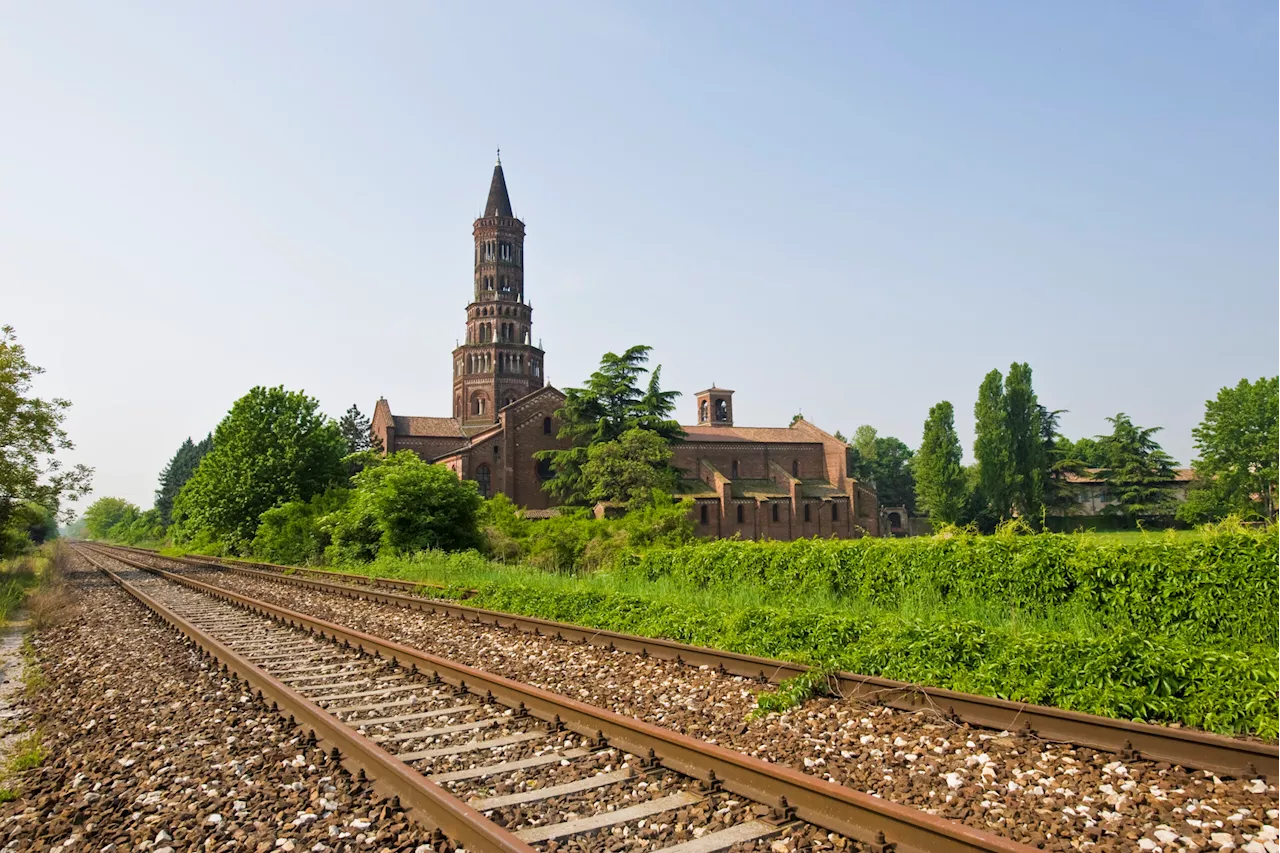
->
[76,546,534,853]
[90,542,1279,783]
[86,544,1031,853]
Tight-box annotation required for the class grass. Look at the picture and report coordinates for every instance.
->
[311,538,1278,736]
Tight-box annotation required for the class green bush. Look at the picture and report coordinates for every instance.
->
[459,580,1277,737]
[325,452,482,562]
[621,526,1278,646]
[252,488,349,565]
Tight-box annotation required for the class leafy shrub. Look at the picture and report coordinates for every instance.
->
[326,452,482,562]
[622,526,1278,645]
[460,580,1277,736]
[252,488,349,565]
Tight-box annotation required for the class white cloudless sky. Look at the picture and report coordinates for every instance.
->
[3,1,1276,511]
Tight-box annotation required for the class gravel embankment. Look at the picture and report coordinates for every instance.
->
[179,564,1279,853]
[0,553,443,853]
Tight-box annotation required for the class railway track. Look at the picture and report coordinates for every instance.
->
[77,544,1030,853]
[102,542,1279,783]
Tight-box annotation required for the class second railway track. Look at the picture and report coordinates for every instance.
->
[103,542,1278,783]
[78,544,1031,853]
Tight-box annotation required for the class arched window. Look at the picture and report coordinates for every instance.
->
[792,460,800,477]
[505,394,517,408]
[736,504,744,523]
[772,503,779,523]
[472,393,488,416]
[454,395,461,417]
[715,399,728,421]
[804,504,811,523]
[699,399,709,423]
[535,458,554,481]
[543,416,552,435]
[475,464,491,499]
[731,460,739,478]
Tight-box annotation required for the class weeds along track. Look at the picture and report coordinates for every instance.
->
[106,544,1278,784]
[78,545,1028,853]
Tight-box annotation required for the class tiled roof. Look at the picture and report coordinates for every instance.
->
[1063,468,1195,484]
[676,478,718,497]
[393,416,464,438]
[800,481,844,498]
[679,425,815,444]
[731,479,788,499]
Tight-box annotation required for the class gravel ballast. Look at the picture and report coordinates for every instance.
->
[0,553,443,853]
[167,560,1279,852]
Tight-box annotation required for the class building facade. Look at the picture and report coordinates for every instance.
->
[372,159,878,538]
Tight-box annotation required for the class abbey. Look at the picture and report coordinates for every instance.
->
[371,159,879,538]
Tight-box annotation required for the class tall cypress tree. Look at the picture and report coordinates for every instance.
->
[1005,362,1046,521]
[913,401,966,525]
[973,369,1014,520]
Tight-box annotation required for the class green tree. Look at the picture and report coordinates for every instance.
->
[0,325,92,549]
[326,452,481,561]
[537,346,683,505]
[1096,413,1178,526]
[912,401,967,525]
[845,426,915,510]
[339,404,382,454]
[155,434,213,526]
[1005,362,1046,520]
[3,501,59,553]
[1068,436,1107,467]
[581,427,678,508]
[973,369,1014,520]
[1041,409,1088,516]
[172,386,347,551]
[1177,377,1279,523]
[83,497,141,540]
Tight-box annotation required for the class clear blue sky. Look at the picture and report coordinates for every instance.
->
[3,2,1276,511]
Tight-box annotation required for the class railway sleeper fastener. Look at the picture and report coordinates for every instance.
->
[763,795,796,826]
[868,831,896,853]
[1121,740,1140,761]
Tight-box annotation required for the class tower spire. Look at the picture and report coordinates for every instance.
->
[484,156,513,218]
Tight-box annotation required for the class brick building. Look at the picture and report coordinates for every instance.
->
[371,158,878,538]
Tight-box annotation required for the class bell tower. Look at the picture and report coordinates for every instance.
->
[451,154,545,426]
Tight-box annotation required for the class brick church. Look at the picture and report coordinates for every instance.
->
[371,158,878,539]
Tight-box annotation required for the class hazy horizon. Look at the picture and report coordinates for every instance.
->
[4,2,1276,512]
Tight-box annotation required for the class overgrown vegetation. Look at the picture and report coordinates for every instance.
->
[314,521,1277,736]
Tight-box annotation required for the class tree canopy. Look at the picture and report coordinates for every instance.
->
[972,363,1047,523]
[973,369,1013,520]
[172,386,347,551]
[537,346,683,505]
[339,404,381,454]
[326,452,481,561]
[1178,377,1278,523]
[845,426,915,510]
[0,325,92,548]
[913,401,966,524]
[1096,413,1178,525]
[581,427,678,508]
[155,434,212,526]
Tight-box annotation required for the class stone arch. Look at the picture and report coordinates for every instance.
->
[470,391,489,416]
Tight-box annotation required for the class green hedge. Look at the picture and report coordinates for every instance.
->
[618,528,1279,646]
[459,581,1277,737]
